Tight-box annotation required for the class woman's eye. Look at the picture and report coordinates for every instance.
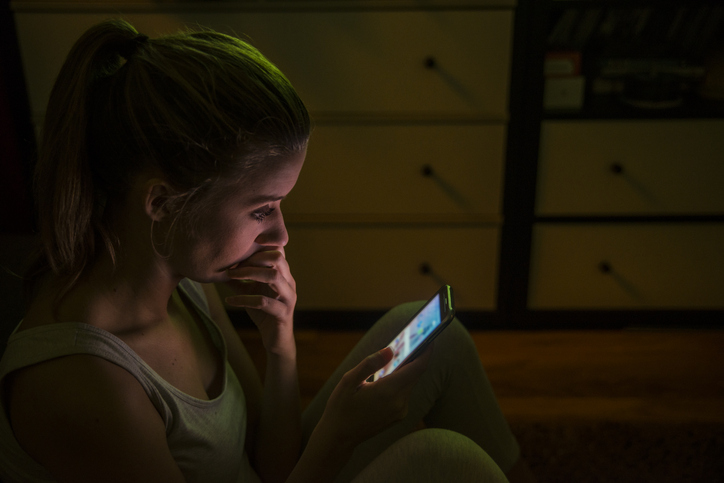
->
[252,206,275,223]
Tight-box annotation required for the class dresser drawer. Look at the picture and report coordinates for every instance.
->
[284,124,506,217]
[536,120,724,215]
[284,226,500,310]
[528,224,724,309]
[14,9,513,124]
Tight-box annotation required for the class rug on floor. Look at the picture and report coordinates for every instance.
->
[510,420,724,483]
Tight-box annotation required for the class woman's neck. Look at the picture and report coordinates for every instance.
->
[25,247,182,335]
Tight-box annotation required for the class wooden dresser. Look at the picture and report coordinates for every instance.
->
[500,0,724,328]
[530,119,724,310]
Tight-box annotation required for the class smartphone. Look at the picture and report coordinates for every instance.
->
[368,285,455,382]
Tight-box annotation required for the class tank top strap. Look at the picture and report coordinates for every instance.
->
[177,279,227,359]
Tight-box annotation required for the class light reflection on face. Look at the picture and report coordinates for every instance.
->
[166,149,305,283]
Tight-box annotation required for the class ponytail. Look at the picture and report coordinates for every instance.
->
[30,20,142,295]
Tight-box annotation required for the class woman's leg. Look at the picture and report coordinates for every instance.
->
[350,428,509,483]
[301,302,520,482]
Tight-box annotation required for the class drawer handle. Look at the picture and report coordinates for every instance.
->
[598,261,642,299]
[420,164,472,210]
[420,263,448,286]
[424,56,437,69]
[608,164,660,206]
[610,163,625,175]
[420,164,473,211]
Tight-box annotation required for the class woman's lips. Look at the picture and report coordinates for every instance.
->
[219,261,241,272]
[222,247,285,272]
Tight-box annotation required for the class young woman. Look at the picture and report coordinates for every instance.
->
[0,19,532,483]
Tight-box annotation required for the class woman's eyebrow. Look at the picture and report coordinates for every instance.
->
[248,194,285,204]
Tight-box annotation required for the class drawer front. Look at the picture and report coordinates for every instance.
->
[536,120,724,215]
[529,224,724,309]
[284,226,500,310]
[15,9,513,124]
[285,124,506,216]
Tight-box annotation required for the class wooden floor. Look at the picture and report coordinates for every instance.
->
[238,329,724,424]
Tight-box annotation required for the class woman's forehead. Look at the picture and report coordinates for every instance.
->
[227,150,306,203]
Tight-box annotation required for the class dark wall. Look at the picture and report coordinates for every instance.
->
[0,0,36,349]
[0,0,35,235]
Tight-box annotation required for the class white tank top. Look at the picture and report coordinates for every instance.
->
[0,279,260,483]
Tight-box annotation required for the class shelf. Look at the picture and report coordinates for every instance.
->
[534,215,724,224]
[544,94,724,120]
[549,0,720,7]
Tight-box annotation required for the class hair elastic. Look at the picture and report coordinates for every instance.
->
[119,34,149,60]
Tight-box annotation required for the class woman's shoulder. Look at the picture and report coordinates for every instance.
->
[6,338,153,425]
[6,352,183,481]
[8,352,149,413]
[7,352,151,445]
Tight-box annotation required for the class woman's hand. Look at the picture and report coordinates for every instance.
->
[315,344,434,451]
[291,345,433,483]
[225,249,301,482]
[224,248,296,356]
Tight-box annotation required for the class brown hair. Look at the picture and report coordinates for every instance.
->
[28,18,310,299]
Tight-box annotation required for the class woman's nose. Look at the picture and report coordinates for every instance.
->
[256,213,289,248]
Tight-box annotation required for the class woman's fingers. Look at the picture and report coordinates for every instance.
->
[340,343,434,392]
[228,250,296,291]
[341,348,394,388]
[386,343,434,380]
[224,295,290,321]
[321,345,433,447]
[224,251,298,355]
[376,343,434,394]
[225,250,296,305]
[226,268,289,300]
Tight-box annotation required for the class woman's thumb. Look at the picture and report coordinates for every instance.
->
[347,347,394,385]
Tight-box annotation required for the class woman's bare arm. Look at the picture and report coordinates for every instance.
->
[8,354,186,483]
[204,279,301,483]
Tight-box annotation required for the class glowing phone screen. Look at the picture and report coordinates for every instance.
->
[374,295,441,380]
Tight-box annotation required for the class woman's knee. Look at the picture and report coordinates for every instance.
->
[401,429,508,482]
[354,428,508,483]
[380,301,427,328]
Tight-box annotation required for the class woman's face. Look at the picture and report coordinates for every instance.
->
[166,149,305,283]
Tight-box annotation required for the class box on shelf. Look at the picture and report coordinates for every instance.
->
[544,51,584,111]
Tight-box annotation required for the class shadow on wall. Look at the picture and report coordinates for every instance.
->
[0,234,38,355]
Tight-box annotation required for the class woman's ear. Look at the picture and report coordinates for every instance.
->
[144,180,173,222]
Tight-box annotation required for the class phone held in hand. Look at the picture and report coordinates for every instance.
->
[369,285,455,382]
